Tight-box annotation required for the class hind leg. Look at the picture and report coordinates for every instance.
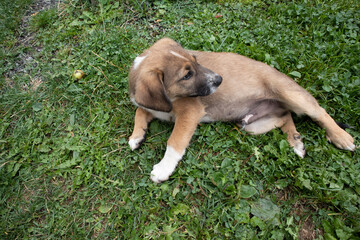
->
[280,112,305,158]
[242,112,305,158]
[268,74,355,151]
[242,115,285,135]
[279,88,354,151]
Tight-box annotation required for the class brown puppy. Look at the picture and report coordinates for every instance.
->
[128,38,355,183]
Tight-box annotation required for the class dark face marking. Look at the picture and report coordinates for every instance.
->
[190,64,222,97]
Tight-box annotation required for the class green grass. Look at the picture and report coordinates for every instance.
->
[0,0,32,46]
[1,0,359,238]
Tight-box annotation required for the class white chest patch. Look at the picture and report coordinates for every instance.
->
[200,115,215,123]
[133,55,147,70]
[130,98,175,122]
[147,109,175,122]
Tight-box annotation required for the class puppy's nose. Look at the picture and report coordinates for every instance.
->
[214,75,222,86]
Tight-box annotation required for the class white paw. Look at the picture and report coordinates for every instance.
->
[293,142,306,158]
[150,162,177,183]
[128,137,144,151]
[150,146,184,183]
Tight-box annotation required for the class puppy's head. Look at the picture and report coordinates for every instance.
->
[129,38,222,112]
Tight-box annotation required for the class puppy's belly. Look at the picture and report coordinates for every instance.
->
[142,99,284,124]
[202,99,285,123]
[202,104,250,122]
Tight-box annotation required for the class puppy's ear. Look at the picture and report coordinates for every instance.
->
[135,70,172,112]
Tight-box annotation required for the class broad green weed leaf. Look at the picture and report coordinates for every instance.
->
[235,213,250,224]
[296,63,305,69]
[82,11,95,20]
[302,179,312,190]
[275,179,290,189]
[212,172,225,187]
[240,185,257,198]
[85,217,96,223]
[113,1,119,8]
[70,20,83,26]
[289,71,301,78]
[286,215,294,226]
[163,225,176,235]
[235,225,256,239]
[271,230,285,240]
[57,158,77,169]
[334,218,354,235]
[221,158,232,168]
[265,53,271,62]
[32,102,43,112]
[322,85,333,92]
[335,229,352,240]
[236,199,250,213]
[172,203,190,216]
[329,182,342,189]
[250,216,266,230]
[225,184,236,195]
[254,147,261,160]
[38,144,51,153]
[324,233,338,240]
[73,151,80,159]
[186,176,194,184]
[172,186,180,198]
[251,198,280,225]
[144,223,157,235]
[67,84,83,92]
[160,183,169,192]
[98,204,112,214]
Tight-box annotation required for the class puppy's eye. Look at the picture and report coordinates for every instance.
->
[181,71,193,80]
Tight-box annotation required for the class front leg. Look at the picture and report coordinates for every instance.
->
[150,145,185,183]
[128,108,153,150]
[150,99,205,183]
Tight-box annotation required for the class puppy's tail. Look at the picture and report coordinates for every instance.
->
[336,122,354,130]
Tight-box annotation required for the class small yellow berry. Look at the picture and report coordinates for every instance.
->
[73,70,85,80]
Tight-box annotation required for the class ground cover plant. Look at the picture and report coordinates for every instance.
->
[1,0,359,238]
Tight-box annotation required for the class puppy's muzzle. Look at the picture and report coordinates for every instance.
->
[194,73,222,97]
[212,74,223,87]
[206,73,222,95]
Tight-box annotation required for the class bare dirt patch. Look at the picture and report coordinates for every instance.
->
[293,201,323,240]
[6,0,60,89]
[275,189,323,239]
